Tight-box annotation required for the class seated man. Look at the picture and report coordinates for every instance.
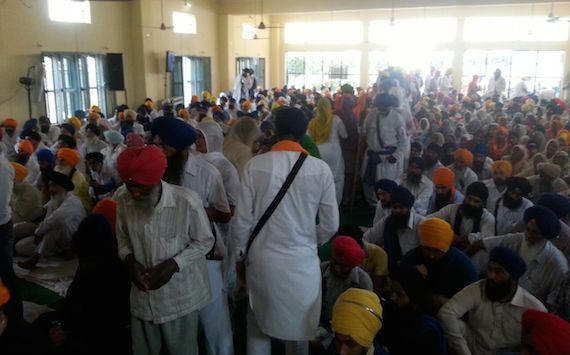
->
[364,186,424,270]
[14,139,39,186]
[402,217,477,314]
[328,288,383,355]
[491,176,533,236]
[396,157,433,216]
[422,142,444,179]
[427,167,464,214]
[439,246,546,355]
[34,148,56,204]
[536,193,570,264]
[373,179,397,224]
[471,144,493,181]
[15,172,86,269]
[467,206,568,309]
[10,163,44,243]
[449,148,478,195]
[85,152,117,203]
[428,181,495,250]
[55,148,91,212]
[527,162,569,201]
[483,160,512,210]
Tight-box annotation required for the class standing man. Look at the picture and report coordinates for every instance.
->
[115,146,214,355]
[232,108,339,355]
[484,68,507,100]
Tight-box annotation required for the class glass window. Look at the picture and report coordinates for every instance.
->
[242,23,256,40]
[285,51,361,90]
[171,56,212,105]
[369,18,457,44]
[464,17,569,42]
[284,22,363,44]
[172,12,197,34]
[48,0,90,24]
[236,57,266,89]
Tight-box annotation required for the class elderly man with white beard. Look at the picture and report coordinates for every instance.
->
[15,172,86,269]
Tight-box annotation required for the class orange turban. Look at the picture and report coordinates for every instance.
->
[91,105,101,113]
[242,101,252,111]
[18,140,34,156]
[191,95,199,103]
[433,167,456,194]
[93,198,117,233]
[454,148,473,167]
[87,112,100,122]
[0,281,10,307]
[57,148,80,167]
[496,126,509,136]
[117,146,166,185]
[11,162,28,182]
[3,118,17,128]
[491,160,513,177]
[419,218,454,252]
[178,109,190,120]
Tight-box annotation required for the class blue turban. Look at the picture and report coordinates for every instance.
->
[275,108,308,140]
[374,179,397,194]
[373,93,393,109]
[390,186,415,209]
[151,117,197,151]
[74,110,87,119]
[489,246,527,280]
[104,130,125,145]
[523,205,561,239]
[19,118,37,140]
[536,193,570,219]
[472,143,489,157]
[36,148,55,163]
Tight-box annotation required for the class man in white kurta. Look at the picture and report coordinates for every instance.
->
[396,157,434,216]
[232,108,339,355]
[361,93,408,205]
[484,69,507,100]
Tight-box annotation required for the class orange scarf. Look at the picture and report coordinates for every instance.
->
[271,140,308,154]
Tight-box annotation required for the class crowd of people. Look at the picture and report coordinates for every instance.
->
[1,66,570,355]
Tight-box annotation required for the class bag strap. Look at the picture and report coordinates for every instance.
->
[245,152,308,254]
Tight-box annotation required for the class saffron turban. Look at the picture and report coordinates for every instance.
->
[489,246,526,280]
[538,162,561,178]
[242,101,252,111]
[536,193,570,218]
[201,90,211,100]
[391,186,415,209]
[68,116,82,130]
[275,108,308,140]
[432,167,455,192]
[191,95,199,103]
[332,288,383,349]
[48,172,75,191]
[496,126,509,136]
[104,130,124,145]
[18,140,34,156]
[454,148,473,167]
[87,112,100,122]
[418,218,454,253]
[126,132,144,147]
[91,105,101,113]
[0,281,10,307]
[332,236,366,267]
[3,118,17,128]
[151,117,197,151]
[92,198,117,233]
[466,181,489,205]
[491,160,513,177]
[178,109,190,120]
[11,162,27,182]
[117,146,166,185]
[523,205,561,239]
[374,179,397,194]
[57,148,80,167]
[36,148,55,163]
[522,310,570,355]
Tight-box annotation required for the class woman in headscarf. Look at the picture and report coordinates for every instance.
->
[544,139,560,160]
[530,130,547,152]
[552,151,570,178]
[223,116,259,178]
[335,93,359,205]
[101,130,126,172]
[308,98,348,203]
[507,144,529,176]
[547,118,564,140]
[518,153,548,177]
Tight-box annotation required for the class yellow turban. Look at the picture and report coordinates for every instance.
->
[491,160,513,177]
[201,90,211,100]
[91,105,101,113]
[418,218,454,253]
[11,162,28,182]
[68,116,82,130]
[87,112,100,123]
[0,281,9,307]
[331,288,383,349]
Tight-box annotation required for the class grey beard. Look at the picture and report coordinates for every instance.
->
[50,192,67,209]
[132,184,161,220]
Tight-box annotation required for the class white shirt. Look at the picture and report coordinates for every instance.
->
[231,150,339,340]
[486,76,507,98]
[423,161,444,180]
[363,109,408,155]
[182,153,230,213]
[364,209,424,256]
[373,204,391,225]
[483,233,569,308]
[396,174,434,216]
[428,203,495,238]
[490,197,534,236]
[40,125,61,146]
[0,154,14,225]
[511,81,528,99]
[482,179,506,211]
[201,152,240,207]
[1,130,18,162]
[116,181,215,324]
[438,280,546,355]
[450,165,478,195]
[35,192,86,245]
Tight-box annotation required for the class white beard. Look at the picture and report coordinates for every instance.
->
[131,185,161,220]
[49,191,67,209]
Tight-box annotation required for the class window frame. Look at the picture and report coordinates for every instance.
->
[47,0,91,24]
[171,55,212,105]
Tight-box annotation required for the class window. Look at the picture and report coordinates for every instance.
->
[236,57,266,89]
[464,17,569,42]
[285,51,361,90]
[43,53,107,124]
[172,56,212,105]
[172,12,197,34]
[369,18,457,44]
[48,0,91,24]
[284,22,363,44]
[461,50,565,97]
[242,23,256,40]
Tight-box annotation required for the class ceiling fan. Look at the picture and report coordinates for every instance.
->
[143,0,174,31]
[253,33,270,40]
[546,1,570,23]
[256,0,282,30]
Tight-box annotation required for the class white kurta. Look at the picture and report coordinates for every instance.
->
[231,150,339,340]
[311,115,348,203]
